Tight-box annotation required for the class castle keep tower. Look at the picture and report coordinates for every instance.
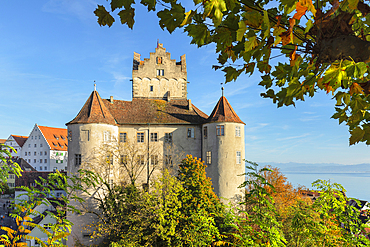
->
[132,43,187,100]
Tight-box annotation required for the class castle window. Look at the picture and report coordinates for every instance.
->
[156,57,162,64]
[150,85,154,92]
[75,154,81,166]
[206,151,211,165]
[150,133,158,142]
[34,144,37,147]
[106,154,113,165]
[34,152,37,156]
[45,159,47,163]
[44,166,47,170]
[25,152,27,156]
[120,155,127,165]
[216,125,224,136]
[236,151,241,164]
[40,166,42,170]
[137,155,145,165]
[40,143,43,147]
[187,128,195,138]
[82,130,90,141]
[104,131,111,142]
[157,69,164,76]
[151,155,158,166]
[137,132,145,143]
[165,155,172,166]
[235,126,241,137]
[40,159,42,163]
[40,152,42,156]
[45,151,47,155]
[204,127,207,139]
[164,133,172,143]
[119,132,127,143]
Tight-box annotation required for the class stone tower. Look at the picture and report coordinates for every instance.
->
[202,95,245,202]
[132,43,187,100]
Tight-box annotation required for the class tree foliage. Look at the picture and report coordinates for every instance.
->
[95,0,370,144]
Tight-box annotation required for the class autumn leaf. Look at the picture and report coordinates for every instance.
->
[349,82,364,95]
[293,2,308,20]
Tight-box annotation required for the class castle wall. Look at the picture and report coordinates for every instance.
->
[67,123,202,245]
[203,122,245,202]
[67,123,119,246]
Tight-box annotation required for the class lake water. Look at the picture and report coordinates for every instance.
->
[282,172,370,201]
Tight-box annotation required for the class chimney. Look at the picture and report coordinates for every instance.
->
[110,96,114,104]
[188,99,193,111]
[167,91,171,102]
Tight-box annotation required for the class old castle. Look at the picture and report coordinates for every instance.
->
[66,44,245,245]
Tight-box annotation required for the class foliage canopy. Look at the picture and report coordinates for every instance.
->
[95,0,370,145]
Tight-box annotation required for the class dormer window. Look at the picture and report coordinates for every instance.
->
[54,134,59,140]
[157,69,164,76]
[150,85,153,92]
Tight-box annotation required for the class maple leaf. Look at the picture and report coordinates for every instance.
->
[349,82,364,95]
[349,126,365,145]
[293,2,308,20]
[94,5,115,27]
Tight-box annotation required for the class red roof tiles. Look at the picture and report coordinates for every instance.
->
[66,90,117,125]
[67,91,209,125]
[38,126,68,151]
[207,96,245,124]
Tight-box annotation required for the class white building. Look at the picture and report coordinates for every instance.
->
[66,44,246,245]
[21,124,68,172]
[3,135,28,158]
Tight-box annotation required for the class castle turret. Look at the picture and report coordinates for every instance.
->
[66,88,118,246]
[202,95,245,202]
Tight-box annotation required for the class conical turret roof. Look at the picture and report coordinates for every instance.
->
[207,96,245,124]
[67,90,117,125]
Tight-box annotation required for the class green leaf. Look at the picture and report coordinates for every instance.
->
[349,126,365,145]
[262,10,270,39]
[203,0,227,26]
[141,0,156,11]
[111,0,134,11]
[223,66,242,82]
[118,7,135,29]
[94,5,115,27]
[244,36,258,52]
[185,24,211,47]
[236,21,247,42]
[157,3,185,33]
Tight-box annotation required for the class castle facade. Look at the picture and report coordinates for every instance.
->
[66,44,245,245]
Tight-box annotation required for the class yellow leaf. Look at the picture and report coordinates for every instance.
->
[181,10,194,26]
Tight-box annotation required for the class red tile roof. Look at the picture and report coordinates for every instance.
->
[207,96,245,124]
[67,91,208,125]
[11,135,28,147]
[38,126,68,151]
[0,139,6,144]
[66,90,117,125]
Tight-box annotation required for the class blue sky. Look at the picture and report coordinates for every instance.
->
[0,1,369,165]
